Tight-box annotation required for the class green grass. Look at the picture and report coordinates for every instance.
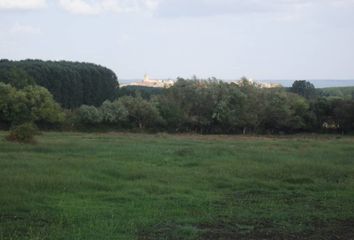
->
[0,132,354,240]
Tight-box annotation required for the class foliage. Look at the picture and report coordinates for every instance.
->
[332,99,354,133]
[5,122,39,143]
[261,91,310,132]
[290,80,316,100]
[77,105,103,124]
[0,83,64,126]
[2,68,354,134]
[67,77,354,134]
[100,100,128,123]
[320,86,354,100]
[76,97,163,129]
[0,66,35,88]
[118,96,163,129]
[118,86,165,99]
[152,78,313,133]
[0,59,118,108]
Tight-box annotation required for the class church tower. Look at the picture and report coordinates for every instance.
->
[144,74,149,82]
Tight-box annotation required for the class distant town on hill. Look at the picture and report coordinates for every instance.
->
[120,78,354,89]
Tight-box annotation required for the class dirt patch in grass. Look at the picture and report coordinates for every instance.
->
[198,219,354,240]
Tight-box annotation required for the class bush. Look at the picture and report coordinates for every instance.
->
[100,100,128,123]
[0,83,64,127]
[5,123,39,143]
[77,105,102,124]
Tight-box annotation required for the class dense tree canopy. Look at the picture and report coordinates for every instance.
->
[0,83,64,126]
[0,59,118,108]
[76,96,162,129]
[290,80,316,100]
[1,59,354,134]
[71,78,354,134]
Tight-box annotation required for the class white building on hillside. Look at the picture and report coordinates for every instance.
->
[121,74,175,88]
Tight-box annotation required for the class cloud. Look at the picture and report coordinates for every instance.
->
[58,0,159,15]
[0,0,46,10]
[153,0,301,17]
[58,0,101,15]
[329,0,354,7]
[153,0,354,18]
[10,23,42,35]
[144,0,160,11]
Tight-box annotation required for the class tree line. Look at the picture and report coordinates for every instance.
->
[0,59,118,108]
[75,78,354,134]
[1,59,354,138]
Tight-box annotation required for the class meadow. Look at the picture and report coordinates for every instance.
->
[0,132,354,240]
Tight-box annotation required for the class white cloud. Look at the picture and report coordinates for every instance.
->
[10,23,42,35]
[144,0,160,11]
[58,0,160,15]
[329,0,354,7]
[0,0,46,10]
[153,0,354,18]
[58,0,100,15]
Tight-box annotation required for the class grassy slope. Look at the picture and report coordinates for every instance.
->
[0,132,354,240]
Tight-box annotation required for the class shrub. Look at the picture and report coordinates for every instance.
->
[0,83,64,127]
[77,105,102,124]
[118,96,164,129]
[5,122,39,143]
[100,100,128,123]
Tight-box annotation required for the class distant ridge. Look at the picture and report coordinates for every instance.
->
[259,80,354,88]
[120,78,354,88]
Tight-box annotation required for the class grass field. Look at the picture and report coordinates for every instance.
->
[0,132,354,240]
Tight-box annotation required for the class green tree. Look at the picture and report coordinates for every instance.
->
[21,86,64,124]
[100,100,128,123]
[155,95,184,131]
[0,83,64,142]
[261,90,310,133]
[77,105,102,124]
[0,83,17,124]
[332,99,354,133]
[0,83,63,126]
[290,80,316,100]
[237,80,265,134]
[118,96,162,129]
[0,59,119,108]
[309,97,332,131]
[0,67,35,88]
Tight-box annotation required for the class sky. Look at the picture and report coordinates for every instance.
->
[1,0,354,81]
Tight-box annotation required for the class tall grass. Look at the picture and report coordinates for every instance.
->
[0,132,353,239]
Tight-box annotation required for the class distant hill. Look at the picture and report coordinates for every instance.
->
[122,79,354,89]
[260,80,354,88]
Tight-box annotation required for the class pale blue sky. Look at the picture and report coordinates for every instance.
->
[1,0,354,80]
